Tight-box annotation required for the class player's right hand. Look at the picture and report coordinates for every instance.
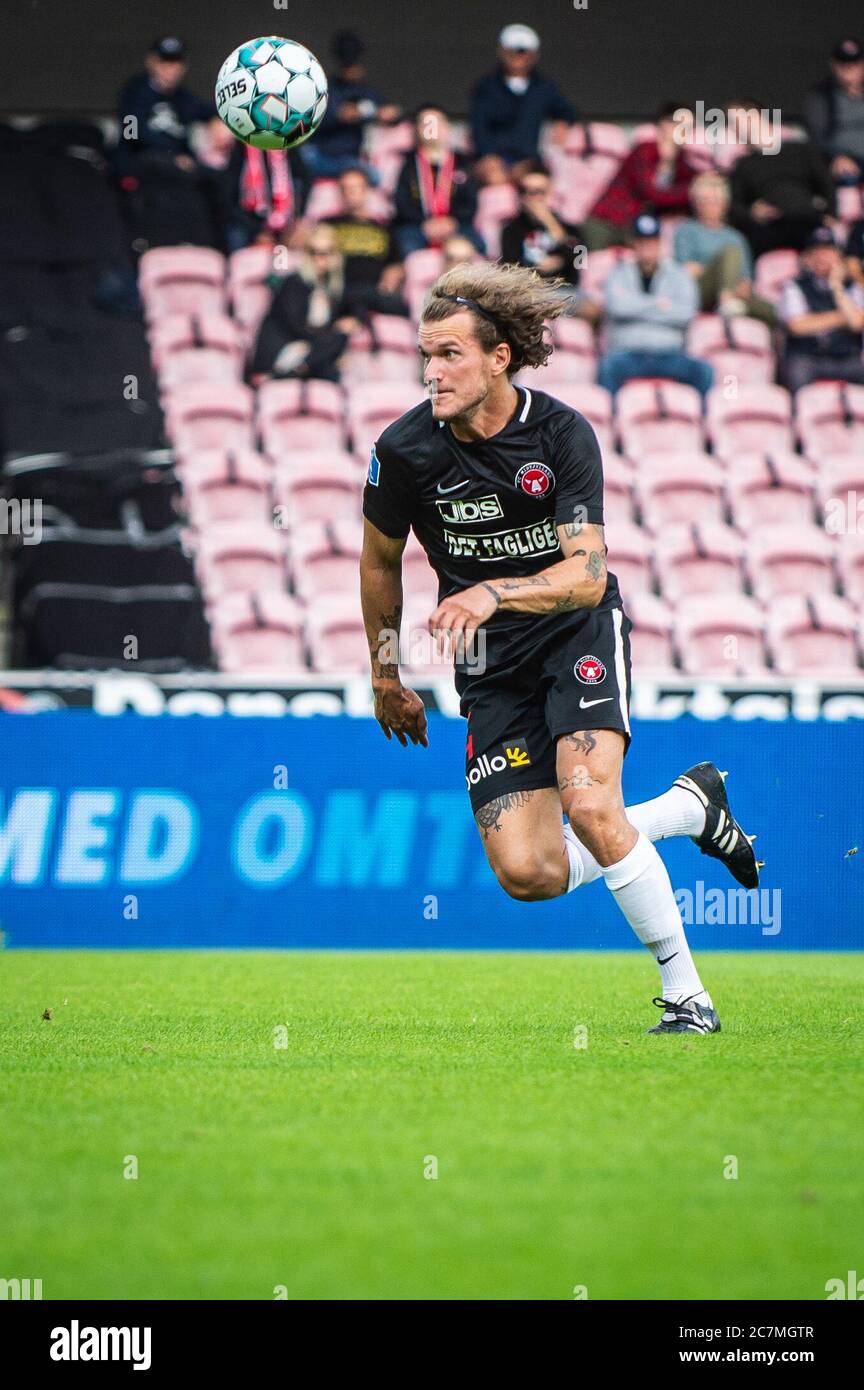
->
[372,681,429,748]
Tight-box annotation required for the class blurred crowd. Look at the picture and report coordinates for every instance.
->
[110,26,864,396]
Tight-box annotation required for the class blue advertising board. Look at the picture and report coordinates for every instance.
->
[1,712,861,949]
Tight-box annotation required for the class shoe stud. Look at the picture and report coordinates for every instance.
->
[746,833,757,844]
[719,769,729,781]
[755,859,765,869]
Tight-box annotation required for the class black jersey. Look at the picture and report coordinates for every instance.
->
[362,384,621,670]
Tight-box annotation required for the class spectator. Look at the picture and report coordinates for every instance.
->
[250,224,361,384]
[598,213,713,397]
[501,161,599,321]
[114,36,224,248]
[441,233,481,268]
[583,102,695,251]
[804,38,864,190]
[470,24,576,185]
[778,226,864,392]
[208,120,309,254]
[728,103,835,256]
[846,218,864,284]
[392,105,483,257]
[321,167,407,313]
[302,30,400,180]
[674,172,774,323]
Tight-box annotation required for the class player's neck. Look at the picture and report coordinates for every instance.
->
[448,382,520,442]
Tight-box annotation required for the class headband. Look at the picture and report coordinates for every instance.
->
[437,293,521,364]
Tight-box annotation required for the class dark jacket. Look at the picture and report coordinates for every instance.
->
[315,75,385,159]
[393,152,478,227]
[469,69,577,162]
[729,141,835,224]
[804,76,864,160]
[251,271,352,378]
[114,73,216,173]
[500,210,582,284]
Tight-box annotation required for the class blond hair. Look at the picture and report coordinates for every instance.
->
[421,261,570,374]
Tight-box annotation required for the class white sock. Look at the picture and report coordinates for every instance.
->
[563,784,706,887]
[645,933,707,1003]
[564,834,584,892]
[599,832,711,1006]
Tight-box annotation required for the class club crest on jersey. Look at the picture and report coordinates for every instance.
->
[574,654,606,685]
[515,461,554,497]
[367,444,381,486]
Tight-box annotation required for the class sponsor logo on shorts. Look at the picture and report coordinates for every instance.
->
[515,462,555,497]
[574,654,606,685]
[466,737,532,787]
[436,493,504,524]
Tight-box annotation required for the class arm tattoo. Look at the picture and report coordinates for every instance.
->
[475,789,538,840]
[585,550,605,582]
[562,730,597,755]
[562,520,584,538]
[369,604,402,680]
[492,576,552,591]
[558,766,594,791]
[481,582,502,608]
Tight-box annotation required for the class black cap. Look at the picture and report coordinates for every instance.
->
[150,36,186,61]
[633,212,661,239]
[805,226,839,249]
[832,37,863,62]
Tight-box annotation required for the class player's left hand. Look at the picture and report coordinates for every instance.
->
[428,583,498,658]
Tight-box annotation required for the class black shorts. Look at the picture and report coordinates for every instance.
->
[456,605,633,815]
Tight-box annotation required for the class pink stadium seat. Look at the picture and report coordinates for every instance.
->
[139,247,227,319]
[404,247,446,321]
[766,594,860,676]
[166,382,255,453]
[195,522,285,596]
[815,455,864,532]
[616,381,704,457]
[543,124,629,221]
[685,314,775,386]
[837,184,864,225]
[674,593,768,676]
[290,519,364,601]
[601,452,636,527]
[151,313,245,393]
[366,121,415,195]
[725,453,816,530]
[272,447,361,488]
[625,592,675,673]
[258,379,346,454]
[401,533,439,608]
[795,381,864,457]
[208,592,307,672]
[181,449,272,527]
[228,246,299,341]
[634,456,727,531]
[273,457,362,526]
[542,383,613,449]
[524,316,597,385]
[474,183,520,259]
[745,524,837,602]
[341,314,420,384]
[305,597,368,671]
[706,383,794,458]
[753,248,799,304]
[605,521,654,594]
[836,532,864,603]
[579,247,632,298]
[345,381,428,458]
[303,179,344,221]
[656,523,746,602]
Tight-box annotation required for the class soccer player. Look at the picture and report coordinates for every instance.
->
[360,263,761,1035]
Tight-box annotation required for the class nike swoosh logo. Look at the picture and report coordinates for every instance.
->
[578,696,613,708]
[437,479,471,494]
[657,953,678,966]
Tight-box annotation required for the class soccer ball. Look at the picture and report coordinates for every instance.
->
[215,36,328,150]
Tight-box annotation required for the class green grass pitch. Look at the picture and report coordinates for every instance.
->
[1,950,862,1301]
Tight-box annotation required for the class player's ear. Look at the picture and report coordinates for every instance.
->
[491,341,512,378]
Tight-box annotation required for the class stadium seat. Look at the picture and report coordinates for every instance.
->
[401,533,440,609]
[816,455,864,535]
[795,381,864,457]
[615,380,704,457]
[138,247,227,320]
[474,183,520,259]
[228,246,300,341]
[625,592,676,673]
[366,120,415,194]
[195,521,285,596]
[685,314,775,386]
[706,383,794,458]
[601,452,637,527]
[579,246,632,299]
[836,532,864,603]
[305,596,369,671]
[726,453,816,530]
[605,521,655,594]
[303,179,344,221]
[180,449,273,527]
[290,518,364,601]
[273,457,362,526]
[345,381,427,458]
[208,591,307,672]
[541,382,613,449]
[766,594,860,676]
[753,248,799,304]
[341,314,420,384]
[258,379,346,455]
[634,456,727,531]
[656,523,746,602]
[151,312,245,393]
[403,247,446,321]
[674,593,768,676]
[165,382,255,453]
[745,524,837,602]
[544,123,629,222]
[524,316,597,385]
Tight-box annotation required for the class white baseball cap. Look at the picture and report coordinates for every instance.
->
[498,24,540,52]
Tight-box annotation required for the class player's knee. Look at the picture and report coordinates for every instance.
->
[495,853,562,901]
[566,792,623,840]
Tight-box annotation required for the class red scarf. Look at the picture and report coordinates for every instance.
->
[416,150,455,220]
[239,147,294,231]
